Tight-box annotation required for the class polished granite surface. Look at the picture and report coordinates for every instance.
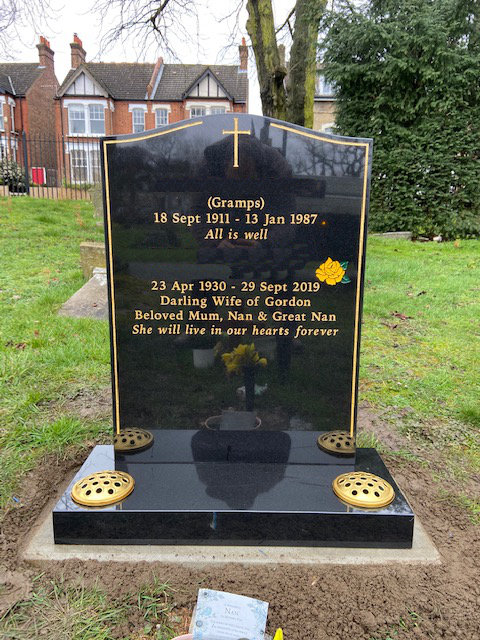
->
[53,435,414,547]
[103,115,372,437]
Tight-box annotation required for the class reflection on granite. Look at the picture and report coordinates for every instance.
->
[105,115,371,435]
[54,441,414,547]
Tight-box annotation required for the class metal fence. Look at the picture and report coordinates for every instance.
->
[0,132,102,200]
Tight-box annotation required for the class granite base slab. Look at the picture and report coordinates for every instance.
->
[53,436,414,548]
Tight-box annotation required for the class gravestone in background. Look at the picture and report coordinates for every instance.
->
[53,114,414,547]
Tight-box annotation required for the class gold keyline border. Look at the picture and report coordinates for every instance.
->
[272,123,370,438]
[103,121,203,433]
[103,119,370,437]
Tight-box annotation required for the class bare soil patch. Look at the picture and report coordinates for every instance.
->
[1,413,479,640]
[50,387,112,421]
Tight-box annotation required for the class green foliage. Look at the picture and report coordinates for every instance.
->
[0,158,26,191]
[323,0,480,238]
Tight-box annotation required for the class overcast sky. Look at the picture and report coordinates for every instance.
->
[10,0,296,115]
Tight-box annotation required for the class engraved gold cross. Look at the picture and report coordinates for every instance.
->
[222,117,251,168]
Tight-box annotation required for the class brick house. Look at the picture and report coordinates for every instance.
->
[313,70,336,133]
[0,37,58,166]
[56,35,248,183]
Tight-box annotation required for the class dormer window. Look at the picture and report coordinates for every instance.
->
[132,108,145,133]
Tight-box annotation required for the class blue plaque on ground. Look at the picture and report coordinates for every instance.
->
[53,115,414,546]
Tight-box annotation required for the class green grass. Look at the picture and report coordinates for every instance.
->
[0,576,176,640]
[0,197,110,509]
[0,197,479,519]
[361,236,479,427]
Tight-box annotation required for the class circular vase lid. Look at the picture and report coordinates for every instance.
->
[71,470,135,507]
[317,430,355,456]
[114,428,154,452]
[332,471,395,508]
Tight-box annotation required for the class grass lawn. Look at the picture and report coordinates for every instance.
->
[0,196,479,518]
[0,196,479,639]
[0,197,109,508]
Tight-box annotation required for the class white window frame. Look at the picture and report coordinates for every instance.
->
[190,106,206,118]
[0,96,15,133]
[186,100,230,118]
[155,108,169,127]
[131,107,146,133]
[66,101,106,136]
[66,141,101,184]
[88,104,105,135]
[70,148,88,183]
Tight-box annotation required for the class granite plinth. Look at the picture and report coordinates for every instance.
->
[53,432,414,548]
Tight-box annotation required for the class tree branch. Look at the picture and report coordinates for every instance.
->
[275,6,295,34]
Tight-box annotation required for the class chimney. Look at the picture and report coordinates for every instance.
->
[147,56,164,99]
[239,37,248,72]
[37,36,54,70]
[70,33,86,69]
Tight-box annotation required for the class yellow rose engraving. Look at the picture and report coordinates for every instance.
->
[316,257,345,285]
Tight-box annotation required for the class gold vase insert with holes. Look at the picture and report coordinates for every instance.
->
[332,471,395,508]
[71,470,135,507]
[114,428,154,452]
[317,430,355,456]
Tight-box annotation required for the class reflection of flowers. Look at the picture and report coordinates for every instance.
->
[316,257,350,285]
[222,343,267,375]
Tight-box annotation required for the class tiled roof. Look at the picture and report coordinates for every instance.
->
[0,72,14,94]
[0,63,42,96]
[59,63,155,100]
[58,62,248,103]
[155,64,248,102]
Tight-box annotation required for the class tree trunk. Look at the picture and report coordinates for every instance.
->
[287,0,326,127]
[246,0,287,120]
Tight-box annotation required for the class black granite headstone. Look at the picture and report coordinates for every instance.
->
[53,115,414,546]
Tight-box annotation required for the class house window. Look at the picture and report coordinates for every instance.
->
[210,106,226,115]
[0,103,4,132]
[90,149,101,182]
[316,75,334,96]
[190,106,206,118]
[70,149,88,182]
[68,146,101,183]
[69,105,86,134]
[10,104,14,132]
[155,109,168,127]
[68,103,105,135]
[132,108,145,133]
[88,104,105,134]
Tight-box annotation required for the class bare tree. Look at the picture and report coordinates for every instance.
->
[93,0,327,126]
[0,0,54,58]
[95,0,200,60]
